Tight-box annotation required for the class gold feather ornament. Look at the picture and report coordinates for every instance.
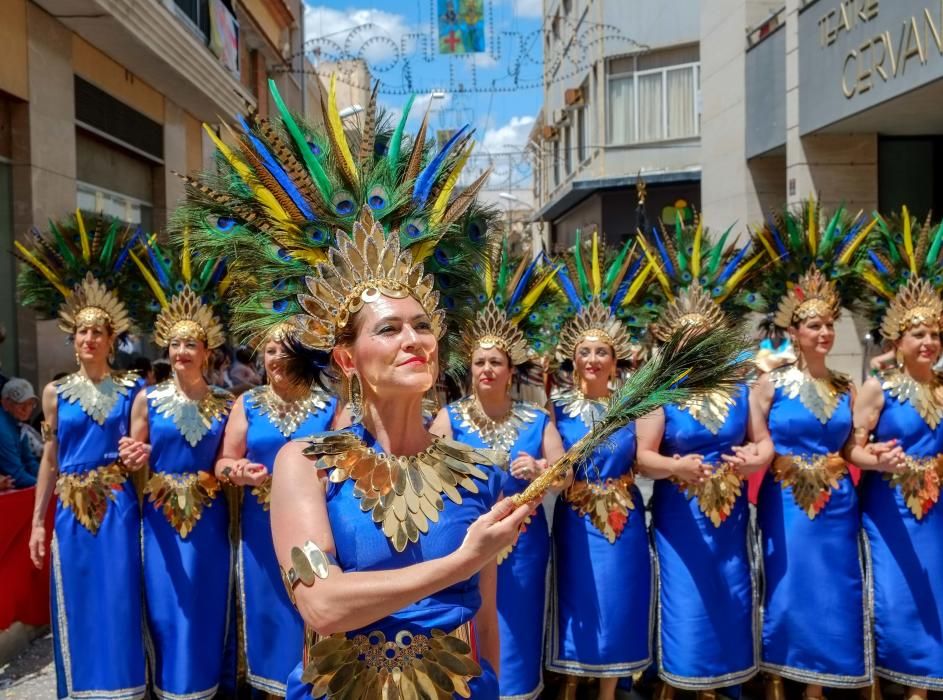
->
[773,268,842,329]
[556,298,636,364]
[153,286,227,349]
[58,272,132,336]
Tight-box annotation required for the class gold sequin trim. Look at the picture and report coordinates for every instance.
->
[551,386,608,429]
[672,463,743,527]
[881,369,943,430]
[304,431,506,552]
[302,623,481,699]
[452,396,543,452]
[678,388,736,435]
[769,364,850,424]
[56,462,127,534]
[249,384,332,437]
[145,470,221,538]
[150,381,233,447]
[252,474,272,510]
[771,453,847,519]
[884,454,943,520]
[565,473,636,543]
[55,371,138,426]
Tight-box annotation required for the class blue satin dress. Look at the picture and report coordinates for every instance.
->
[546,392,652,677]
[862,373,943,689]
[446,397,551,700]
[652,385,756,689]
[286,423,502,699]
[758,367,870,687]
[50,372,147,700]
[142,382,233,699]
[241,386,337,695]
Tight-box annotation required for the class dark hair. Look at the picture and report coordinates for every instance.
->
[263,335,334,391]
[152,360,172,383]
[130,356,152,375]
[235,346,254,364]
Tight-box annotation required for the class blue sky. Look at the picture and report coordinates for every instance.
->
[302,0,544,199]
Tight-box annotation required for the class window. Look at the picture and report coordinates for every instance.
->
[607,61,700,145]
[553,140,560,187]
[577,81,590,163]
[563,124,572,175]
[77,182,153,230]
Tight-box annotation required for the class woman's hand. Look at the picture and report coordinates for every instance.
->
[224,458,268,486]
[118,436,150,471]
[722,442,766,477]
[671,454,711,484]
[867,440,906,473]
[510,453,542,481]
[458,498,534,572]
[29,523,46,569]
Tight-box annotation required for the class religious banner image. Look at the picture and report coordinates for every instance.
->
[438,0,486,54]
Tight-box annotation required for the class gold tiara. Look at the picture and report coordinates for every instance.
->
[59,273,131,336]
[557,299,635,362]
[461,301,530,365]
[880,277,943,341]
[154,286,226,349]
[652,281,726,342]
[773,268,841,329]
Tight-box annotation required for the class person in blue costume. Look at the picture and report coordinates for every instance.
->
[216,324,340,697]
[542,231,658,700]
[748,201,875,700]
[430,238,565,700]
[634,219,768,700]
[849,209,943,697]
[119,237,234,700]
[20,212,149,699]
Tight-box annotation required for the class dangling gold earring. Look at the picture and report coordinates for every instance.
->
[108,345,116,365]
[347,373,363,417]
[895,348,904,368]
[75,351,81,367]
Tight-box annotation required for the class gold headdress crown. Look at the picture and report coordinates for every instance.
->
[880,277,943,340]
[773,268,841,329]
[652,281,727,342]
[462,300,530,365]
[296,207,444,350]
[154,286,226,349]
[59,273,132,336]
[558,298,636,362]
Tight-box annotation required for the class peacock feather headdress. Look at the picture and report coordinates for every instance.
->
[552,230,657,362]
[750,198,873,333]
[176,77,493,372]
[128,233,229,349]
[638,215,765,342]
[458,237,561,365]
[15,210,142,336]
[857,206,943,340]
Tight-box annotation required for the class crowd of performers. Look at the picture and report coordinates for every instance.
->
[14,78,943,700]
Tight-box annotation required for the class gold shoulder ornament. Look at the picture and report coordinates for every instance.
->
[250,384,333,437]
[769,364,851,424]
[56,371,139,425]
[150,381,233,447]
[881,368,943,430]
[453,397,544,452]
[551,386,608,429]
[678,387,737,435]
[303,431,507,552]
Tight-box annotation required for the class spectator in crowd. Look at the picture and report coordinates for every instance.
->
[130,355,156,385]
[0,377,40,488]
[228,346,261,388]
[207,345,233,389]
[0,325,8,393]
[153,359,172,383]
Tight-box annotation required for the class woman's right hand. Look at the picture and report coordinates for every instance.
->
[868,440,906,472]
[458,498,533,572]
[671,454,711,484]
[29,523,46,569]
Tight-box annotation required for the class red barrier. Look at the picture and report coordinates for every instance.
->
[0,488,54,630]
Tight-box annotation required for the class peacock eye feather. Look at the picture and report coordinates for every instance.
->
[273,299,290,312]
[307,141,322,157]
[215,216,237,232]
[332,190,355,216]
[404,218,427,240]
[367,186,390,212]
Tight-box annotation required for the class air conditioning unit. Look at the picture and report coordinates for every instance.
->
[542,125,559,140]
[564,88,584,107]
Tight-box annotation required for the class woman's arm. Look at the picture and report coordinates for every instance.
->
[118,391,151,471]
[428,408,453,440]
[476,559,499,675]
[271,441,532,636]
[845,376,904,471]
[212,395,266,485]
[634,408,708,482]
[29,383,59,568]
[721,379,776,476]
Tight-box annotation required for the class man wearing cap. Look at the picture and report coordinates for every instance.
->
[1,378,40,488]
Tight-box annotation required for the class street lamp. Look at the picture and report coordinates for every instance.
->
[339,104,364,119]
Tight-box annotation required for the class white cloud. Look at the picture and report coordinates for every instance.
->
[303,5,414,63]
[481,115,536,153]
[510,0,543,19]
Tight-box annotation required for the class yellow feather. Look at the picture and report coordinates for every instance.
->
[753,226,779,261]
[837,217,878,265]
[807,199,817,255]
[14,241,71,298]
[203,124,291,223]
[591,231,602,294]
[129,250,169,308]
[862,269,893,299]
[431,145,473,225]
[903,205,916,274]
[410,239,439,264]
[622,261,654,305]
[218,272,232,297]
[715,253,764,303]
[691,217,703,277]
[327,74,359,187]
[636,237,673,299]
[512,266,561,322]
[181,227,191,284]
[483,247,494,299]
[75,209,91,263]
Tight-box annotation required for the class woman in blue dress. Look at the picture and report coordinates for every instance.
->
[543,232,657,700]
[430,239,565,700]
[216,325,339,696]
[21,212,148,699]
[749,202,874,699]
[119,239,234,700]
[849,210,943,696]
[634,222,767,698]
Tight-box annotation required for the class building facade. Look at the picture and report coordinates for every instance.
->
[531,0,703,250]
[0,0,335,386]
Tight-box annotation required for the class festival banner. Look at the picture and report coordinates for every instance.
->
[438,0,486,54]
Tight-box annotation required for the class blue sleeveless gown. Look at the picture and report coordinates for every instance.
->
[286,423,502,699]
[142,383,233,699]
[241,387,337,695]
[446,398,551,700]
[862,374,943,689]
[758,369,870,687]
[652,385,757,688]
[50,373,147,699]
[546,398,652,677]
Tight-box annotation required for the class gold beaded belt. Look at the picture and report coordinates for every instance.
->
[302,620,481,698]
[144,470,220,538]
[565,472,636,543]
[56,462,127,535]
[771,453,847,520]
[251,474,272,510]
[884,454,943,520]
[672,463,743,528]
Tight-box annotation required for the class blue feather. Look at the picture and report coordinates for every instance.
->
[413,124,470,206]
[868,250,889,275]
[144,241,171,289]
[649,226,676,278]
[555,266,583,309]
[610,257,643,308]
[834,219,863,260]
[717,242,752,284]
[238,117,315,220]
[506,256,539,310]
[112,228,142,272]
[765,216,788,257]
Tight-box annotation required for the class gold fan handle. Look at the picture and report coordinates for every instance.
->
[511,433,592,506]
